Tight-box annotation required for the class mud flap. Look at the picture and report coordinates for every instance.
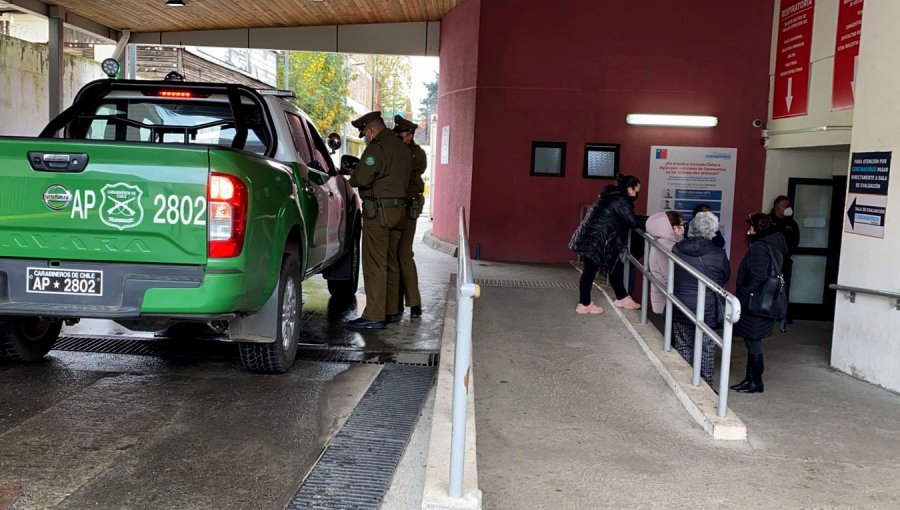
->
[228,285,278,343]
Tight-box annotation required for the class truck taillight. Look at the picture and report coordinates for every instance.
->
[208,173,247,258]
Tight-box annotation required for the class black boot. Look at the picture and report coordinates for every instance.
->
[730,354,754,391]
[736,353,764,393]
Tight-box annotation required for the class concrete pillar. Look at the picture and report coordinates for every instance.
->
[831,1,900,392]
[47,5,65,118]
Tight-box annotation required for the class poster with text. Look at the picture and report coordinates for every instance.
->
[648,147,738,256]
[832,0,864,110]
[773,0,815,119]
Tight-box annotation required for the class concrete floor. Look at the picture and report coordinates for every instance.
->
[471,261,900,509]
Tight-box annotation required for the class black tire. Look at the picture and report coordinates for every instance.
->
[0,317,62,362]
[327,219,361,299]
[238,254,302,374]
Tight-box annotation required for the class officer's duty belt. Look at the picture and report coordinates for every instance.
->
[363,197,406,208]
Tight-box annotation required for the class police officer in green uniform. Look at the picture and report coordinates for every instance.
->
[385,115,426,321]
[346,111,412,330]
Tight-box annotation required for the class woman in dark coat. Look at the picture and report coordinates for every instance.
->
[730,213,788,394]
[569,174,645,314]
[671,211,730,386]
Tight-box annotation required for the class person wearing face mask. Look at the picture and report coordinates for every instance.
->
[671,211,730,387]
[569,173,646,314]
[730,213,788,394]
[770,195,800,330]
[645,210,684,314]
[345,111,412,330]
[384,115,427,323]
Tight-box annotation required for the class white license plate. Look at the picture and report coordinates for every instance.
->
[26,267,103,297]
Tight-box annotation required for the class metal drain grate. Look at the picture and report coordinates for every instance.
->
[475,278,579,290]
[286,364,435,510]
[52,336,439,366]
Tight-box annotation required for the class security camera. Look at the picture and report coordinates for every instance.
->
[752,119,763,128]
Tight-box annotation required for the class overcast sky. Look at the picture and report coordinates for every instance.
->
[409,56,439,116]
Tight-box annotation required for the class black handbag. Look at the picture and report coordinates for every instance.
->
[747,245,788,320]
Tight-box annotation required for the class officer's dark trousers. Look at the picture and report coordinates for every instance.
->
[361,206,405,321]
[393,215,421,312]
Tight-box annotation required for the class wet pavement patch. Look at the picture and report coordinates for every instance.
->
[286,365,435,510]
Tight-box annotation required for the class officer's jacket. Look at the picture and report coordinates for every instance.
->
[406,142,427,197]
[349,129,412,199]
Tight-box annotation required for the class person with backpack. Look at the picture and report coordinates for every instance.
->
[731,213,788,394]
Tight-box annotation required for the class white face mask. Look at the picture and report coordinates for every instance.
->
[783,206,794,217]
[363,135,371,145]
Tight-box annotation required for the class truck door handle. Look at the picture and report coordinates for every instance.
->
[28,152,89,172]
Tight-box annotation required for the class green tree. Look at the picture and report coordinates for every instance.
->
[416,77,438,145]
[375,55,412,121]
[278,51,355,135]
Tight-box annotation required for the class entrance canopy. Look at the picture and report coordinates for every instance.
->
[1,0,457,54]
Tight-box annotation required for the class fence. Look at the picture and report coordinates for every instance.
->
[624,229,742,418]
[449,207,481,498]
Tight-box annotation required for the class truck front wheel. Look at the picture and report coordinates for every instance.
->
[0,317,62,362]
[238,254,301,374]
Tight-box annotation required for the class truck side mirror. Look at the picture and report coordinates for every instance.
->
[340,155,359,175]
[327,133,341,154]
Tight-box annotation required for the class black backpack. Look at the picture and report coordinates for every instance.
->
[747,244,788,320]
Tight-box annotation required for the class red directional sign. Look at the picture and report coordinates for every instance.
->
[832,0,864,111]
[773,0,815,119]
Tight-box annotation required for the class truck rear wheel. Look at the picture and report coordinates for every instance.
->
[0,317,62,362]
[238,254,301,374]
[327,220,361,300]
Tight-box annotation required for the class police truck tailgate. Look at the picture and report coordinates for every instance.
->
[0,138,210,266]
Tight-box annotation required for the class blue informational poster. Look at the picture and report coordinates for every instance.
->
[845,151,891,239]
[648,146,738,255]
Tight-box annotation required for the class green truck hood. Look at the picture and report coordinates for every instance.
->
[0,139,209,265]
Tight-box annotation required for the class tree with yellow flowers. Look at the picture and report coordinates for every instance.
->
[278,51,355,135]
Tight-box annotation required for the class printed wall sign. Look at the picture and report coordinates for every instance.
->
[648,146,738,256]
[773,0,815,119]
[832,0,864,111]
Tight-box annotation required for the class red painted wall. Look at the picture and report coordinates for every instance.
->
[432,0,481,244]
[436,0,774,264]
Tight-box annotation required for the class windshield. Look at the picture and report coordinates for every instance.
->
[67,99,270,155]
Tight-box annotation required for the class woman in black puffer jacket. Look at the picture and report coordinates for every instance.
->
[730,213,788,394]
[569,174,645,314]
[671,211,730,386]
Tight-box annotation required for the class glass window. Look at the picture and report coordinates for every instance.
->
[71,99,269,155]
[285,113,313,164]
[305,120,335,174]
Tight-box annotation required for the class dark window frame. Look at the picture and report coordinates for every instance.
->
[530,141,567,177]
[583,143,620,179]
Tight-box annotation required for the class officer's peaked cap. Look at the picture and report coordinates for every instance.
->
[393,115,418,133]
[351,111,382,137]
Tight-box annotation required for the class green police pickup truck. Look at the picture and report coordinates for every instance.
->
[0,78,362,373]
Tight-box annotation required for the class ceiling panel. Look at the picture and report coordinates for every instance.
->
[46,0,464,33]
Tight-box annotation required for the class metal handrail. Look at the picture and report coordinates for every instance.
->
[449,207,480,498]
[624,229,742,418]
[829,284,900,310]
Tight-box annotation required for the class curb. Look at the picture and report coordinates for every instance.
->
[421,279,483,509]
[423,229,459,257]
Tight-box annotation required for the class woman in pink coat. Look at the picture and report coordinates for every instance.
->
[645,211,684,314]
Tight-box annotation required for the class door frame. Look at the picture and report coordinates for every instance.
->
[787,177,846,320]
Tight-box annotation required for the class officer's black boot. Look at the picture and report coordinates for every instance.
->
[736,353,764,393]
[730,353,754,391]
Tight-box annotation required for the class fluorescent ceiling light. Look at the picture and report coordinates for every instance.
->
[165,0,186,6]
[626,114,718,128]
